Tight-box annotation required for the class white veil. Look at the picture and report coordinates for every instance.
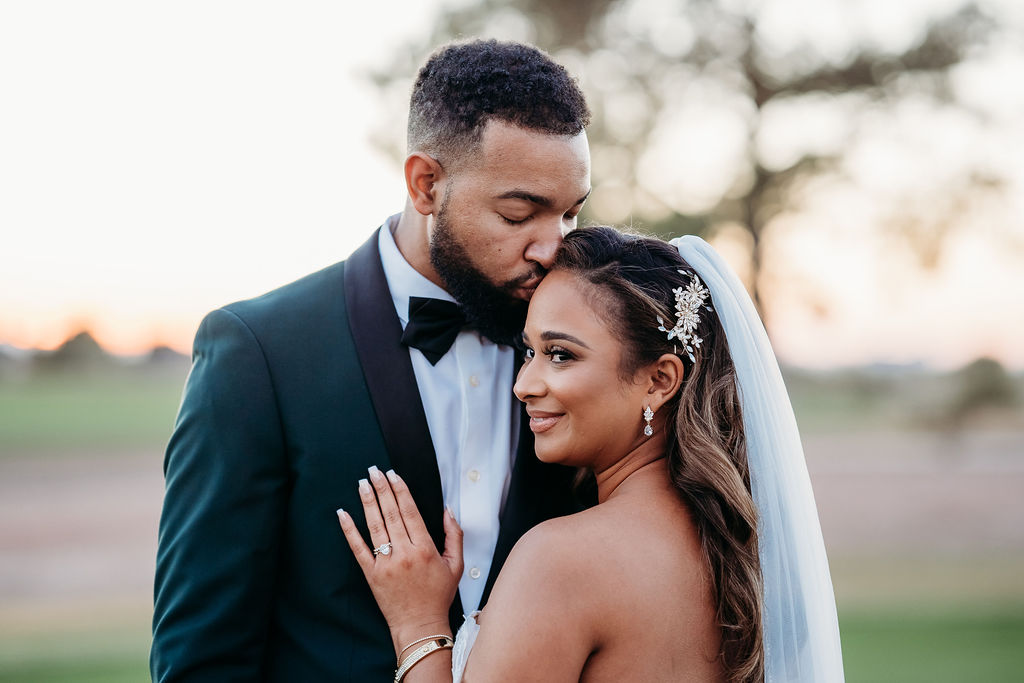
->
[671,236,845,682]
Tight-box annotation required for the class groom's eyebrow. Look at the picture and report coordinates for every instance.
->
[540,331,591,349]
[496,189,592,208]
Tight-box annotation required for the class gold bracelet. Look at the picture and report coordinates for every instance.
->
[394,636,454,682]
[398,633,451,662]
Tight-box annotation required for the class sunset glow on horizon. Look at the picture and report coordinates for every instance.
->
[3,1,1023,371]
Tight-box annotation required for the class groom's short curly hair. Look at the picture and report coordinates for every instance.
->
[408,39,590,169]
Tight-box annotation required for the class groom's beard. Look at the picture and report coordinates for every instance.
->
[429,202,536,347]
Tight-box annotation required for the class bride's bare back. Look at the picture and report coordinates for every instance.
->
[463,463,724,682]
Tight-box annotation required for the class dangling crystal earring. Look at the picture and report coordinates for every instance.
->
[643,406,654,437]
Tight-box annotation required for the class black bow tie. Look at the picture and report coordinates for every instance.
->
[401,296,468,365]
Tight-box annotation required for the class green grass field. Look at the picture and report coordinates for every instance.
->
[2,362,1018,452]
[840,609,1024,682]
[0,364,979,455]
[0,653,146,683]
[0,609,1021,682]
[2,367,1022,680]
[0,369,186,453]
[0,619,150,683]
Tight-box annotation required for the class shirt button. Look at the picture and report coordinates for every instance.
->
[469,567,481,579]
[468,374,480,387]
[467,469,480,482]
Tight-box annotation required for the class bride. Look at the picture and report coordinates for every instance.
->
[337,226,844,682]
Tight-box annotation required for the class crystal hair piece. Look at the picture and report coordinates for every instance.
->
[656,270,712,363]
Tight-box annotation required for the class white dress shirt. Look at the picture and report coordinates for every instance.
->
[377,215,518,612]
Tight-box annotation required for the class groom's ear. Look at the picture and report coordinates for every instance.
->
[647,353,684,412]
[405,152,445,216]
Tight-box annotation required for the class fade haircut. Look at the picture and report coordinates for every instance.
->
[407,39,591,170]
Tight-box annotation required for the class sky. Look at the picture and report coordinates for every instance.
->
[2,0,1022,370]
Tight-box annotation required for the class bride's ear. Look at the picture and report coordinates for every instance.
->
[646,353,684,412]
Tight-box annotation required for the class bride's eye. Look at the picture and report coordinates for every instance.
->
[523,347,535,360]
[544,346,575,364]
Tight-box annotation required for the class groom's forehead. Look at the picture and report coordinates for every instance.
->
[463,124,590,191]
[476,120,589,159]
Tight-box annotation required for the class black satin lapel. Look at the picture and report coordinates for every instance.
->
[345,229,465,625]
[343,230,448,548]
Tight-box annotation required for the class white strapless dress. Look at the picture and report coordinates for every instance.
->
[451,611,481,683]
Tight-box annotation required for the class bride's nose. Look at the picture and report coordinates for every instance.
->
[513,356,544,402]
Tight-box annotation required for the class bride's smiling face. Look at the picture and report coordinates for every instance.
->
[514,270,653,468]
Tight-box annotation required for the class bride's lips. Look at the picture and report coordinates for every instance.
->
[527,410,563,434]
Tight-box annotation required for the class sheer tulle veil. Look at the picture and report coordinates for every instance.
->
[672,236,845,682]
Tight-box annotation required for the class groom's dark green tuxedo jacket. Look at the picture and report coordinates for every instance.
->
[151,228,583,682]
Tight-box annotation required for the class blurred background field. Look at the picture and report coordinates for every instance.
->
[1,335,1022,682]
[4,0,1024,680]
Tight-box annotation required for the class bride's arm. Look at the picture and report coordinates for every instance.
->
[338,468,595,682]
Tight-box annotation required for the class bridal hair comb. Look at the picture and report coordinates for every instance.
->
[656,270,712,363]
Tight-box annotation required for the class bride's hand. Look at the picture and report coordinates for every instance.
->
[337,467,463,653]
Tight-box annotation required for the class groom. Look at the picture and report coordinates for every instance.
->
[151,40,592,681]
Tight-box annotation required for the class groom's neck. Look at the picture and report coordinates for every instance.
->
[394,202,443,289]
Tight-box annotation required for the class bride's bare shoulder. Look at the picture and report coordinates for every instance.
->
[501,494,697,576]
[492,494,707,619]
[467,500,708,680]
[497,505,623,580]
[476,509,616,632]
[485,500,685,616]
[487,510,604,601]
[462,511,610,679]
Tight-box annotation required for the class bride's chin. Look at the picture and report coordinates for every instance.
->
[533,442,564,464]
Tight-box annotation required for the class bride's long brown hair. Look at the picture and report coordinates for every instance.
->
[552,226,764,683]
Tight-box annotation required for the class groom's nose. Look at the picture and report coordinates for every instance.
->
[523,218,564,270]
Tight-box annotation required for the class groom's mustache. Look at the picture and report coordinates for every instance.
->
[502,265,547,291]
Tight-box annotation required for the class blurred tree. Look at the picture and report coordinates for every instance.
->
[365,0,1006,323]
[34,330,112,372]
[145,344,192,376]
[946,356,1019,426]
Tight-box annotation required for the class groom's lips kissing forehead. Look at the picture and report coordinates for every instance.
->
[511,277,543,299]
[515,281,541,299]
[526,409,563,434]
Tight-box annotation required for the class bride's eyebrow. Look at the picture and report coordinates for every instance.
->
[540,331,591,349]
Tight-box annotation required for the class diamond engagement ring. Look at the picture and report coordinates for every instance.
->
[372,542,392,557]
